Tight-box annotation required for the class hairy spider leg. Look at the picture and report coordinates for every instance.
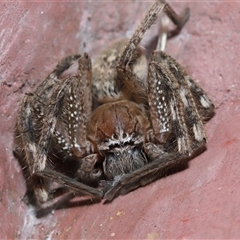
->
[17,54,103,203]
[116,0,190,100]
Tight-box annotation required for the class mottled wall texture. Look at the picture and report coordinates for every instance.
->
[1,2,240,239]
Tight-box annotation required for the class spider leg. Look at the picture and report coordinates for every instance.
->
[34,54,82,102]
[163,1,190,39]
[148,53,192,154]
[16,92,49,203]
[16,54,84,175]
[155,51,215,119]
[41,169,103,197]
[104,141,204,202]
[17,54,103,204]
[53,53,93,158]
[185,77,215,121]
[148,51,215,155]
[117,0,190,100]
[151,51,214,145]
[35,53,103,201]
[119,1,189,67]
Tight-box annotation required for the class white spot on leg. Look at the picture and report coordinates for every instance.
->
[180,89,189,107]
[170,101,176,120]
[28,143,37,153]
[177,137,185,153]
[200,96,210,108]
[193,123,205,141]
[40,155,47,171]
[74,143,80,148]
[35,188,48,203]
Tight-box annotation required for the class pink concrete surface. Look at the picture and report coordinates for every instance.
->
[1,1,240,239]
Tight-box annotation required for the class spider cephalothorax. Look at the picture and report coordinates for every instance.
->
[15,0,214,206]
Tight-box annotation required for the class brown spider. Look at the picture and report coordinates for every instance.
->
[14,0,214,206]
